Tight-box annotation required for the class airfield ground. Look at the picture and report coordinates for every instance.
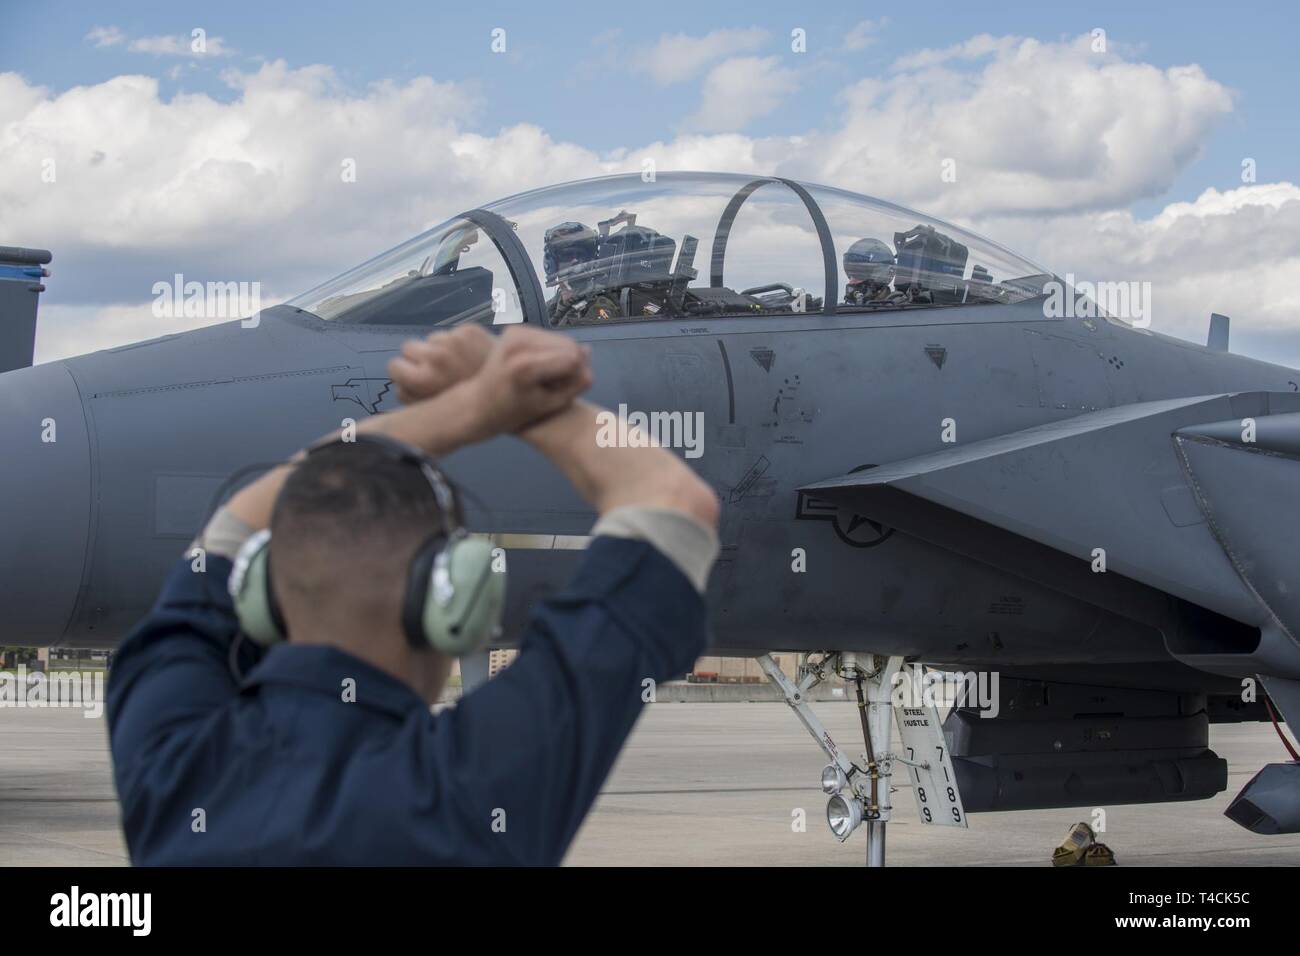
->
[2,700,1297,866]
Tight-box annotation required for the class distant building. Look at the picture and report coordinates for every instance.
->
[487,649,516,678]
[452,651,803,684]
[687,654,800,683]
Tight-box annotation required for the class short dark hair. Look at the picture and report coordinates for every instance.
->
[268,441,459,613]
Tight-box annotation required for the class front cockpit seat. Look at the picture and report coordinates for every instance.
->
[595,211,676,287]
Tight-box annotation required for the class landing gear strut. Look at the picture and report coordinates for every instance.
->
[759,651,966,866]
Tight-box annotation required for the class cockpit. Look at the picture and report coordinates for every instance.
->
[287,172,1052,327]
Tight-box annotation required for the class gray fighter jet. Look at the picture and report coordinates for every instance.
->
[4,172,1298,849]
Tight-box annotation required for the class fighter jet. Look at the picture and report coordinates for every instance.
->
[4,172,1299,854]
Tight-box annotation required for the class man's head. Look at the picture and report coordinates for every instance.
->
[268,440,461,701]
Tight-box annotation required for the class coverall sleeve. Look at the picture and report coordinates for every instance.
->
[105,557,263,797]
[422,534,709,865]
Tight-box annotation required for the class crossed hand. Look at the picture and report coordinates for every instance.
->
[388,325,592,433]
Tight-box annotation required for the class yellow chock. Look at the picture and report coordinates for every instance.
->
[1051,822,1096,867]
[1083,843,1116,866]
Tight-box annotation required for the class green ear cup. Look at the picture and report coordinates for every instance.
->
[226,437,500,655]
[423,535,504,657]
[228,529,285,646]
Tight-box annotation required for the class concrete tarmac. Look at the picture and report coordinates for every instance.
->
[2,701,1297,866]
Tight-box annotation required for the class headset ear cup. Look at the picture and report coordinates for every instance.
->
[422,536,504,657]
[229,531,285,646]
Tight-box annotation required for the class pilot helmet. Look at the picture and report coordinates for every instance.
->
[543,221,600,286]
[843,237,896,286]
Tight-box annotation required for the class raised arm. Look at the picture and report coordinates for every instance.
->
[390,334,720,864]
[389,325,718,528]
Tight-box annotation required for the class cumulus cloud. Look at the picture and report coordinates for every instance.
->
[84,25,232,57]
[85,26,125,49]
[5,33,1294,367]
[130,33,233,57]
[994,183,1300,349]
[1,63,482,303]
[843,19,887,52]
[798,35,1235,220]
[686,56,800,132]
[889,33,1019,72]
[33,302,239,364]
[638,28,769,85]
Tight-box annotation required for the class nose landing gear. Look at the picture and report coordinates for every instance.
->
[758,652,967,866]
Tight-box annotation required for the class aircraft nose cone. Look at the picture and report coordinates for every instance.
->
[0,363,91,644]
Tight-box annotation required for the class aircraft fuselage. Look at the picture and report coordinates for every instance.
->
[2,299,1295,686]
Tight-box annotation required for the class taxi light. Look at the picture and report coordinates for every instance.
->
[826,794,864,842]
[821,764,848,795]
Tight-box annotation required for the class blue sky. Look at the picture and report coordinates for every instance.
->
[3,1,1299,362]
[8,0,1296,211]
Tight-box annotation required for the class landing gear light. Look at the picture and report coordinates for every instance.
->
[821,763,848,795]
[827,793,865,842]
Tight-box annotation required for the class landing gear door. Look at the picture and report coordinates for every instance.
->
[896,704,968,828]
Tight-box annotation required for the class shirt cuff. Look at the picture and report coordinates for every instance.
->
[189,507,257,561]
[589,505,719,593]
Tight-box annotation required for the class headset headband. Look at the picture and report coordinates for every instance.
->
[229,431,499,657]
[306,433,461,540]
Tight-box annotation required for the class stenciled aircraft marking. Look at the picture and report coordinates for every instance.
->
[331,377,393,415]
[728,455,772,504]
[715,339,736,423]
[795,464,895,548]
[924,345,947,369]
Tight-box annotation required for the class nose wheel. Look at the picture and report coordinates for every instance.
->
[758,652,967,866]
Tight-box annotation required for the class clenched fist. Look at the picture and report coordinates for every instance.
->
[468,326,592,434]
[389,324,592,435]
[388,325,495,405]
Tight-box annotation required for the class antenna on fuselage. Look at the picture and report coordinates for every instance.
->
[1208,312,1230,352]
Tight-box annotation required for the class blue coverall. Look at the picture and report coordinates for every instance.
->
[106,535,706,865]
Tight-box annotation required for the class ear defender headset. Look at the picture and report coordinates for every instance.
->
[227,434,504,657]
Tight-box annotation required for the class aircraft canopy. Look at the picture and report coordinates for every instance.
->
[288,172,1051,327]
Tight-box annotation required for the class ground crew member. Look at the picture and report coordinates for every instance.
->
[106,325,719,865]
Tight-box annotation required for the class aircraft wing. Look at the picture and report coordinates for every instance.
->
[801,390,1300,681]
